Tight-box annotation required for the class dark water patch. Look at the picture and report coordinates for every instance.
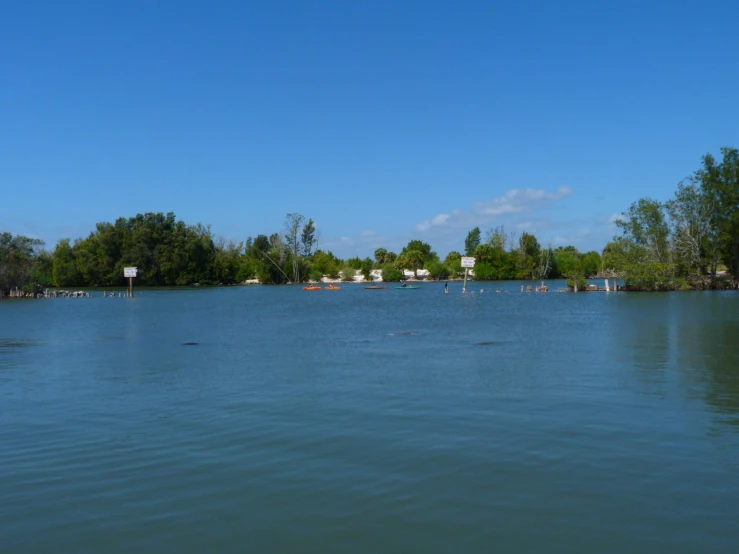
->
[473,340,511,346]
[181,342,199,346]
[0,339,39,352]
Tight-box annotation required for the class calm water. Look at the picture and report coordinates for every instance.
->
[2,282,739,553]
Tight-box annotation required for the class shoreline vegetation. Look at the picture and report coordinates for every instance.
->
[2,147,738,298]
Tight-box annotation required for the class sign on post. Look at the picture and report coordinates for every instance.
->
[461,257,475,292]
[123,267,137,297]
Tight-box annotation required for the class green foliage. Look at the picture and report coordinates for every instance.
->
[397,249,426,278]
[310,250,341,276]
[444,251,461,264]
[300,218,316,256]
[381,265,404,282]
[400,240,436,265]
[464,227,481,256]
[472,262,497,280]
[52,238,81,287]
[359,257,374,280]
[473,243,496,263]
[564,270,588,290]
[516,232,541,279]
[693,147,739,278]
[580,251,602,277]
[340,267,357,282]
[345,257,363,270]
[448,258,463,277]
[0,232,46,293]
[426,261,451,280]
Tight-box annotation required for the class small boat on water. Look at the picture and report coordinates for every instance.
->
[364,285,387,290]
[302,286,321,291]
[324,285,341,290]
[395,286,420,289]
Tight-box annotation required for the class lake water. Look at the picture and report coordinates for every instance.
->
[2,282,738,553]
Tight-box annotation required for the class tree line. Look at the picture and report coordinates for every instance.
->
[2,147,735,293]
[1,213,600,293]
[604,147,738,290]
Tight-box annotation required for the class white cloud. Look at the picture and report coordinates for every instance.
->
[471,186,573,217]
[416,213,451,232]
[359,230,375,237]
[415,186,573,233]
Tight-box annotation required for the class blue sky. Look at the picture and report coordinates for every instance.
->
[2,1,737,258]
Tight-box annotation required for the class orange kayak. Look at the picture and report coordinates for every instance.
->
[324,286,341,290]
[302,286,321,291]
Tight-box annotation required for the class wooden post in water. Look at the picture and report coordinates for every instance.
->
[124,267,137,298]
[461,256,475,294]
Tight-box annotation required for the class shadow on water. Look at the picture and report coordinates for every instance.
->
[613,294,739,432]
[0,339,39,351]
[473,340,511,347]
[0,339,39,372]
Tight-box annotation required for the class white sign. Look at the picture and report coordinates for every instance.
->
[461,256,476,268]
[124,267,138,278]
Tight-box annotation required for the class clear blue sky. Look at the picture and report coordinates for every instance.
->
[2,1,737,258]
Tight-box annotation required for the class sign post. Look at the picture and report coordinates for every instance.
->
[123,267,137,297]
[461,257,475,293]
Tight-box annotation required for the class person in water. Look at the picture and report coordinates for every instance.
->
[444,282,448,294]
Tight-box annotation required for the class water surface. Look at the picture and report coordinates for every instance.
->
[2,282,738,553]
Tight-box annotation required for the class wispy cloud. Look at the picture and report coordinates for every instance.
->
[471,186,572,217]
[415,186,573,232]
[609,213,625,223]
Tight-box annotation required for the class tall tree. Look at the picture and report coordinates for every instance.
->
[0,233,45,293]
[666,179,713,279]
[464,227,481,256]
[374,248,388,264]
[283,213,305,283]
[300,218,317,257]
[52,238,81,287]
[694,147,739,278]
[616,198,671,265]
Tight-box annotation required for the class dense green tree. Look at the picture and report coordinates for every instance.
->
[516,232,541,279]
[472,261,497,280]
[400,240,436,264]
[381,264,403,282]
[464,227,481,256]
[52,238,81,287]
[397,250,425,278]
[374,248,388,264]
[359,257,374,280]
[0,233,45,293]
[444,251,462,264]
[300,218,316,257]
[425,260,452,280]
[693,147,739,278]
[310,250,342,278]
